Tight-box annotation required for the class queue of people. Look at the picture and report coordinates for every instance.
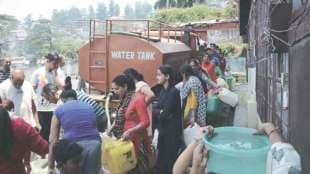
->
[0,44,227,174]
[0,42,301,174]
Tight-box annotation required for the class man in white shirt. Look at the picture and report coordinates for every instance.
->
[31,53,64,141]
[0,69,40,129]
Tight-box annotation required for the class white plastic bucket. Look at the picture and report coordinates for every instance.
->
[218,88,239,107]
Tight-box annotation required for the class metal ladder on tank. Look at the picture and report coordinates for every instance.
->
[87,19,198,93]
[88,19,110,94]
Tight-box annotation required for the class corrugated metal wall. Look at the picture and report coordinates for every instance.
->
[288,9,310,173]
[247,0,291,138]
[246,0,310,172]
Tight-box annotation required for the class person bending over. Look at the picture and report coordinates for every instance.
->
[53,139,83,174]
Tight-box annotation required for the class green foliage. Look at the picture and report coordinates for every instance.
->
[88,5,95,19]
[154,0,218,9]
[24,20,52,58]
[218,42,246,58]
[115,4,120,16]
[151,5,234,24]
[108,0,120,17]
[96,3,107,19]
[24,20,86,61]
[52,32,85,59]
[223,2,238,18]
[23,14,33,31]
[124,4,135,19]
[123,1,153,19]
[134,1,153,19]
[0,15,19,41]
[155,0,194,9]
[0,15,19,56]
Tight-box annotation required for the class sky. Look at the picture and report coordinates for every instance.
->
[0,0,156,20]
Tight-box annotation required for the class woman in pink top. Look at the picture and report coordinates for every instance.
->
[0,107,48,174]
[111,74,152,173]
[123,68,155,137]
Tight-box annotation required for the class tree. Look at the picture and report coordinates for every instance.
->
[155,0,169,9]
[108,0,115,17]
[23,14,33,30]
[114,4,120,16]
[176,0,187,7]
[124,4,135,19]
[51,9,68,26]
[224,1,238,18]
[96,3,107,19]
[52,32,85,59]
[154,0,205,9]
[135,1,153,19]
[67,7,82,22]
[0,15,19,56]
[0,15,19,40]
[24,19,53,59]
[151,4,229,24]
[88,5,95,19]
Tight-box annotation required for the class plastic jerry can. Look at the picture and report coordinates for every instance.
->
[102,139,137,174]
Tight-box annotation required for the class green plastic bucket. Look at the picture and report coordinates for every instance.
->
[206,95,222,115]
[203,127,270,174]
[226,76,233,90]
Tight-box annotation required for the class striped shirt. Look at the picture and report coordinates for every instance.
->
[76,91,105,118]
[0,69,10,84]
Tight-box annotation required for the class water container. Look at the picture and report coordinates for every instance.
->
[206,95,222,115]
[102,139,137,174]
[225,75,234,90]
[203,127,270,174]
[184,123,202,146]
[216,77,229,89]
[218,88,239,107]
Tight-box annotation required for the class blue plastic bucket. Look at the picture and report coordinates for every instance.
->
[203,127,270,174]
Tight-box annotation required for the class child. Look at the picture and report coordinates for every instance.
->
[53,139,84,174]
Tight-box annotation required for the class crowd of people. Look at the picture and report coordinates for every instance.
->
[0,42,301,174]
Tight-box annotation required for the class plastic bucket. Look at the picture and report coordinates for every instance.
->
[203,127,270,174]
[218,88,239,107]
[206,95,222,115]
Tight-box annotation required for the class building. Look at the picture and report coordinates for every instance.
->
[240,0,310,172]
[182,19,241,44]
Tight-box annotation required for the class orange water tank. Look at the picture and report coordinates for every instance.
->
[78,32,191,92]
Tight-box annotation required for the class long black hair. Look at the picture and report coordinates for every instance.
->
[42,83,58,97]
[53,139,83,169]
[123,68,144,82]
[64,76,72,91]
[0,107,14,160]
[180,64,195,78]
[60,76,77,100]
[112,74,135,92]
[159,64,176,88]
